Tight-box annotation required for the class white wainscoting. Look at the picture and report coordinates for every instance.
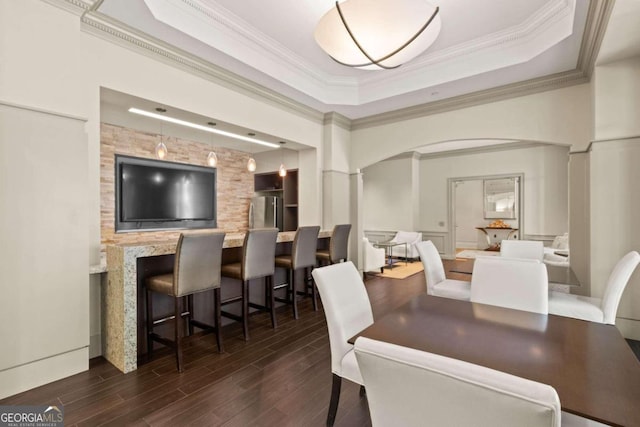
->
[421,231,448,255]
[523,234,556,247]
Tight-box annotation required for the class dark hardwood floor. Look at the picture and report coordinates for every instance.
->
[3,259,638,426]
[0,267,430,427]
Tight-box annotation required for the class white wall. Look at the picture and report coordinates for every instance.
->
[591,56,640,338]
[362,157,416,231]
[454,180,485,248]
[594,56,640,140]
[351,84,592,171]
[322,121,351,229]
[363,145,568,256]
[0,103,89,399]
[254,147,300,173]
[419,145,569,239]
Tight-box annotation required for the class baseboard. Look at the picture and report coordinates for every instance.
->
[616,317,640,340]
[456,241,478,249]
[89,334,102,359]
[0,347,89,400]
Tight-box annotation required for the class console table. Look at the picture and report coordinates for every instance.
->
[475,227,518,251]
[105,230,331,373]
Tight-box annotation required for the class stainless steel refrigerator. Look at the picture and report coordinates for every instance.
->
[249,196,283,231]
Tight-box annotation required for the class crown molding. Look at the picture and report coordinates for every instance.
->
[351,69,589,130]
[576,0,615,78]
[323,112,352,131]
[583,135,640,152]
[418,141,550,160]
[78,10,324,123]
[382,151,423,161]
[380,141,547,162]
[41,0,98,15]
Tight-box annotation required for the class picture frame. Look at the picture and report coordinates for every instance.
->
[484,177,517,219]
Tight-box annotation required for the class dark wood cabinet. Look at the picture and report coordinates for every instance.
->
[254,169,298,231]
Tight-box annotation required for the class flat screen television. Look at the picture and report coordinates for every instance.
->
[115,155,217,232]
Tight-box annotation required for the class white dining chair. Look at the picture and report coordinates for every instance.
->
[471,256,549,314]
[549,251,640,324]
[362,237,385,277]
[500,240,544,261]
[312,261,372,426]
[354,337,606,427]
[416,240,470,301]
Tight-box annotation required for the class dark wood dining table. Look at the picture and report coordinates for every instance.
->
[449,258,581,286]
[349,294,640,426]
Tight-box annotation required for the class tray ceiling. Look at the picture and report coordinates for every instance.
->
[95,0,591,119]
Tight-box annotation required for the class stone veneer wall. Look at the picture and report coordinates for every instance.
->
[100,123,253,250]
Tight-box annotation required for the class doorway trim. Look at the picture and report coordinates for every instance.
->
[447,173,524,259]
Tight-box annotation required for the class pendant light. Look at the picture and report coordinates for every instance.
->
[247,131,257,172]
[207,152,218,167]
[278,141,287,177]
[206,122,218,167]
[247,157,256,172]
[155,108,168,159]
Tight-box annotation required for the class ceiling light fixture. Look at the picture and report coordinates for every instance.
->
[314,0,441,70]
[247,157,257,173]
[206,122,218,167]
[155,108,168,160]
[128,108,280,149]
[278,142,287,177]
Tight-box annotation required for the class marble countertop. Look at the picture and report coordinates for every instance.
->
[103,230,331,271]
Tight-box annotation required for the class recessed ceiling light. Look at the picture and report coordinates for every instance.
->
[155,107,167,113]
[128,108,280,149]
[248,132,256,136]
[207,121,216,126]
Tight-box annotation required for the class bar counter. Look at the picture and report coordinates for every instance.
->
[105,230,331,373]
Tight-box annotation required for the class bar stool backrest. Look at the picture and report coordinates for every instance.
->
[174,231,226,297]
[330,224,352,263]
[292,226,321,269]
[242,228,279,280]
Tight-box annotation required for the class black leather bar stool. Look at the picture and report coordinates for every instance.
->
[145,231,226,372]
[316,224,351,266]
[220,228,279,341]
[273,226,321,322]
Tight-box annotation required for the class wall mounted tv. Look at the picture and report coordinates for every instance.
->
[115,155,217,232]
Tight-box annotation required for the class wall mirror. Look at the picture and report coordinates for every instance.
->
[484,177,518,219]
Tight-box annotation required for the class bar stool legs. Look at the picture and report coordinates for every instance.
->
[174,296,184,371]
[146,289,224,372]
[214,288,223,352]
[242,280,250,341]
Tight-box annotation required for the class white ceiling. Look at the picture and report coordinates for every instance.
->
[97,0,589,119]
